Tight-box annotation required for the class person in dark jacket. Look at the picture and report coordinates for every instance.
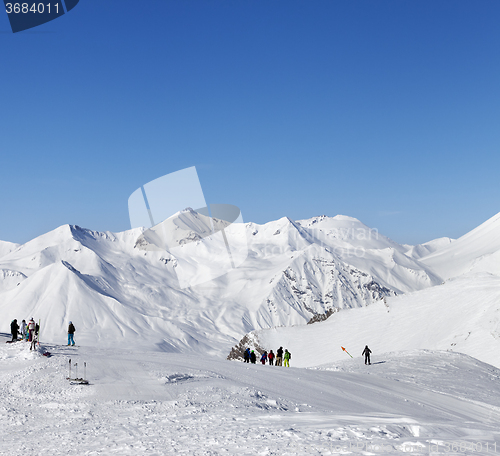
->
[243,348,250,363]
[10,319,19,342]
[68,321,76,346]
[268,350,275,366]
[362,345,372,365]
[276,347,283,366]
[250,350,256,364]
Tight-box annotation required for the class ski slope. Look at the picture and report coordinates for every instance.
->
[249,273,500,370]
[1,335,500,455]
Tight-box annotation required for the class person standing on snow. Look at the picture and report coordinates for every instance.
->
[20,319,27,341]
[362,345,372,365]
[250,350,256,364]
[276,347,283,366]
[243,348,250,363]
[10,319,19,342]
[28,318,35,342]
[68,321,76,346]
[268,350,275,366]
[260,351,268,365]
[284,349,291,367]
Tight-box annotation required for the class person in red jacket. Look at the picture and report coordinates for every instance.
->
[268,350,275,366]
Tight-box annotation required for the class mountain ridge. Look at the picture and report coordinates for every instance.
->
[2,211,498,357]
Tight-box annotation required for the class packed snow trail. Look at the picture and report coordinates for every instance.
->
[1,335,500,455]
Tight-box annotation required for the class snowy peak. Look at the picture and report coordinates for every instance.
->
[405,237,454,260]
[296,214,405,253]
[420,211,500,279]
[0,240,20,259]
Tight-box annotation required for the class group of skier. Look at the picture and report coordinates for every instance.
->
[10,318,39,350]
[243,346,291,367]
[8,319,76,347]
[242,345,373,366]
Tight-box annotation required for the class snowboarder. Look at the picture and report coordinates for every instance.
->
[20,319,27,341]
[68,321,76,346]
[243,348,250,363]
[284,349,291,367]
[28,318,35,342]
[250,350,256,364]
[362,345,372,365]
[261,351,268,365]
[268,350,275,366]
[10,319,19,342]
[276,347,283,366]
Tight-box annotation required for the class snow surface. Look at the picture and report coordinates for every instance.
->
[2,335,500,455]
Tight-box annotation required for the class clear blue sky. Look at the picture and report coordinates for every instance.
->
[1,1,499,245]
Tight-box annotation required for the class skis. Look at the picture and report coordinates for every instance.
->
[67,359,89,385]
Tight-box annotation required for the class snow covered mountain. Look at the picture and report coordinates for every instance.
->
[231,212,500,369]
[241,273,500,369]
[0,211,441,355]
[0,239,19,259]
[420,211,500,279]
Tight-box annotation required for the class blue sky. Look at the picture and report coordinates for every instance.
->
[1,0,499,245]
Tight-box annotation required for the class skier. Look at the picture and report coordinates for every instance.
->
[250,350,256,364]
[260,351,268,365]
[20,319,27,341]
[30,325,38,351]
[284,349,291,367]
[276,347,283,366]
[68,321,76,346]
[10,319,19,342]
[28,318,35,342]
[362,345,372,365]
[268,350,275,366]
[243,348,250,363]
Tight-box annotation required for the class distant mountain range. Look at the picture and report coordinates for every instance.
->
[1,210,499,359]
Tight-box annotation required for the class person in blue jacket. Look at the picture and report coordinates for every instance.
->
[260,351,268,365]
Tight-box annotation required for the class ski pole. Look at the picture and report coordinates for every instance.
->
[69,359,72,379]
[75,363,78,380]
[84,362,86,381]
[341,346,353,358]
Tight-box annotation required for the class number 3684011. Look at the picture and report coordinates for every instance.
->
[5,3,60,14]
